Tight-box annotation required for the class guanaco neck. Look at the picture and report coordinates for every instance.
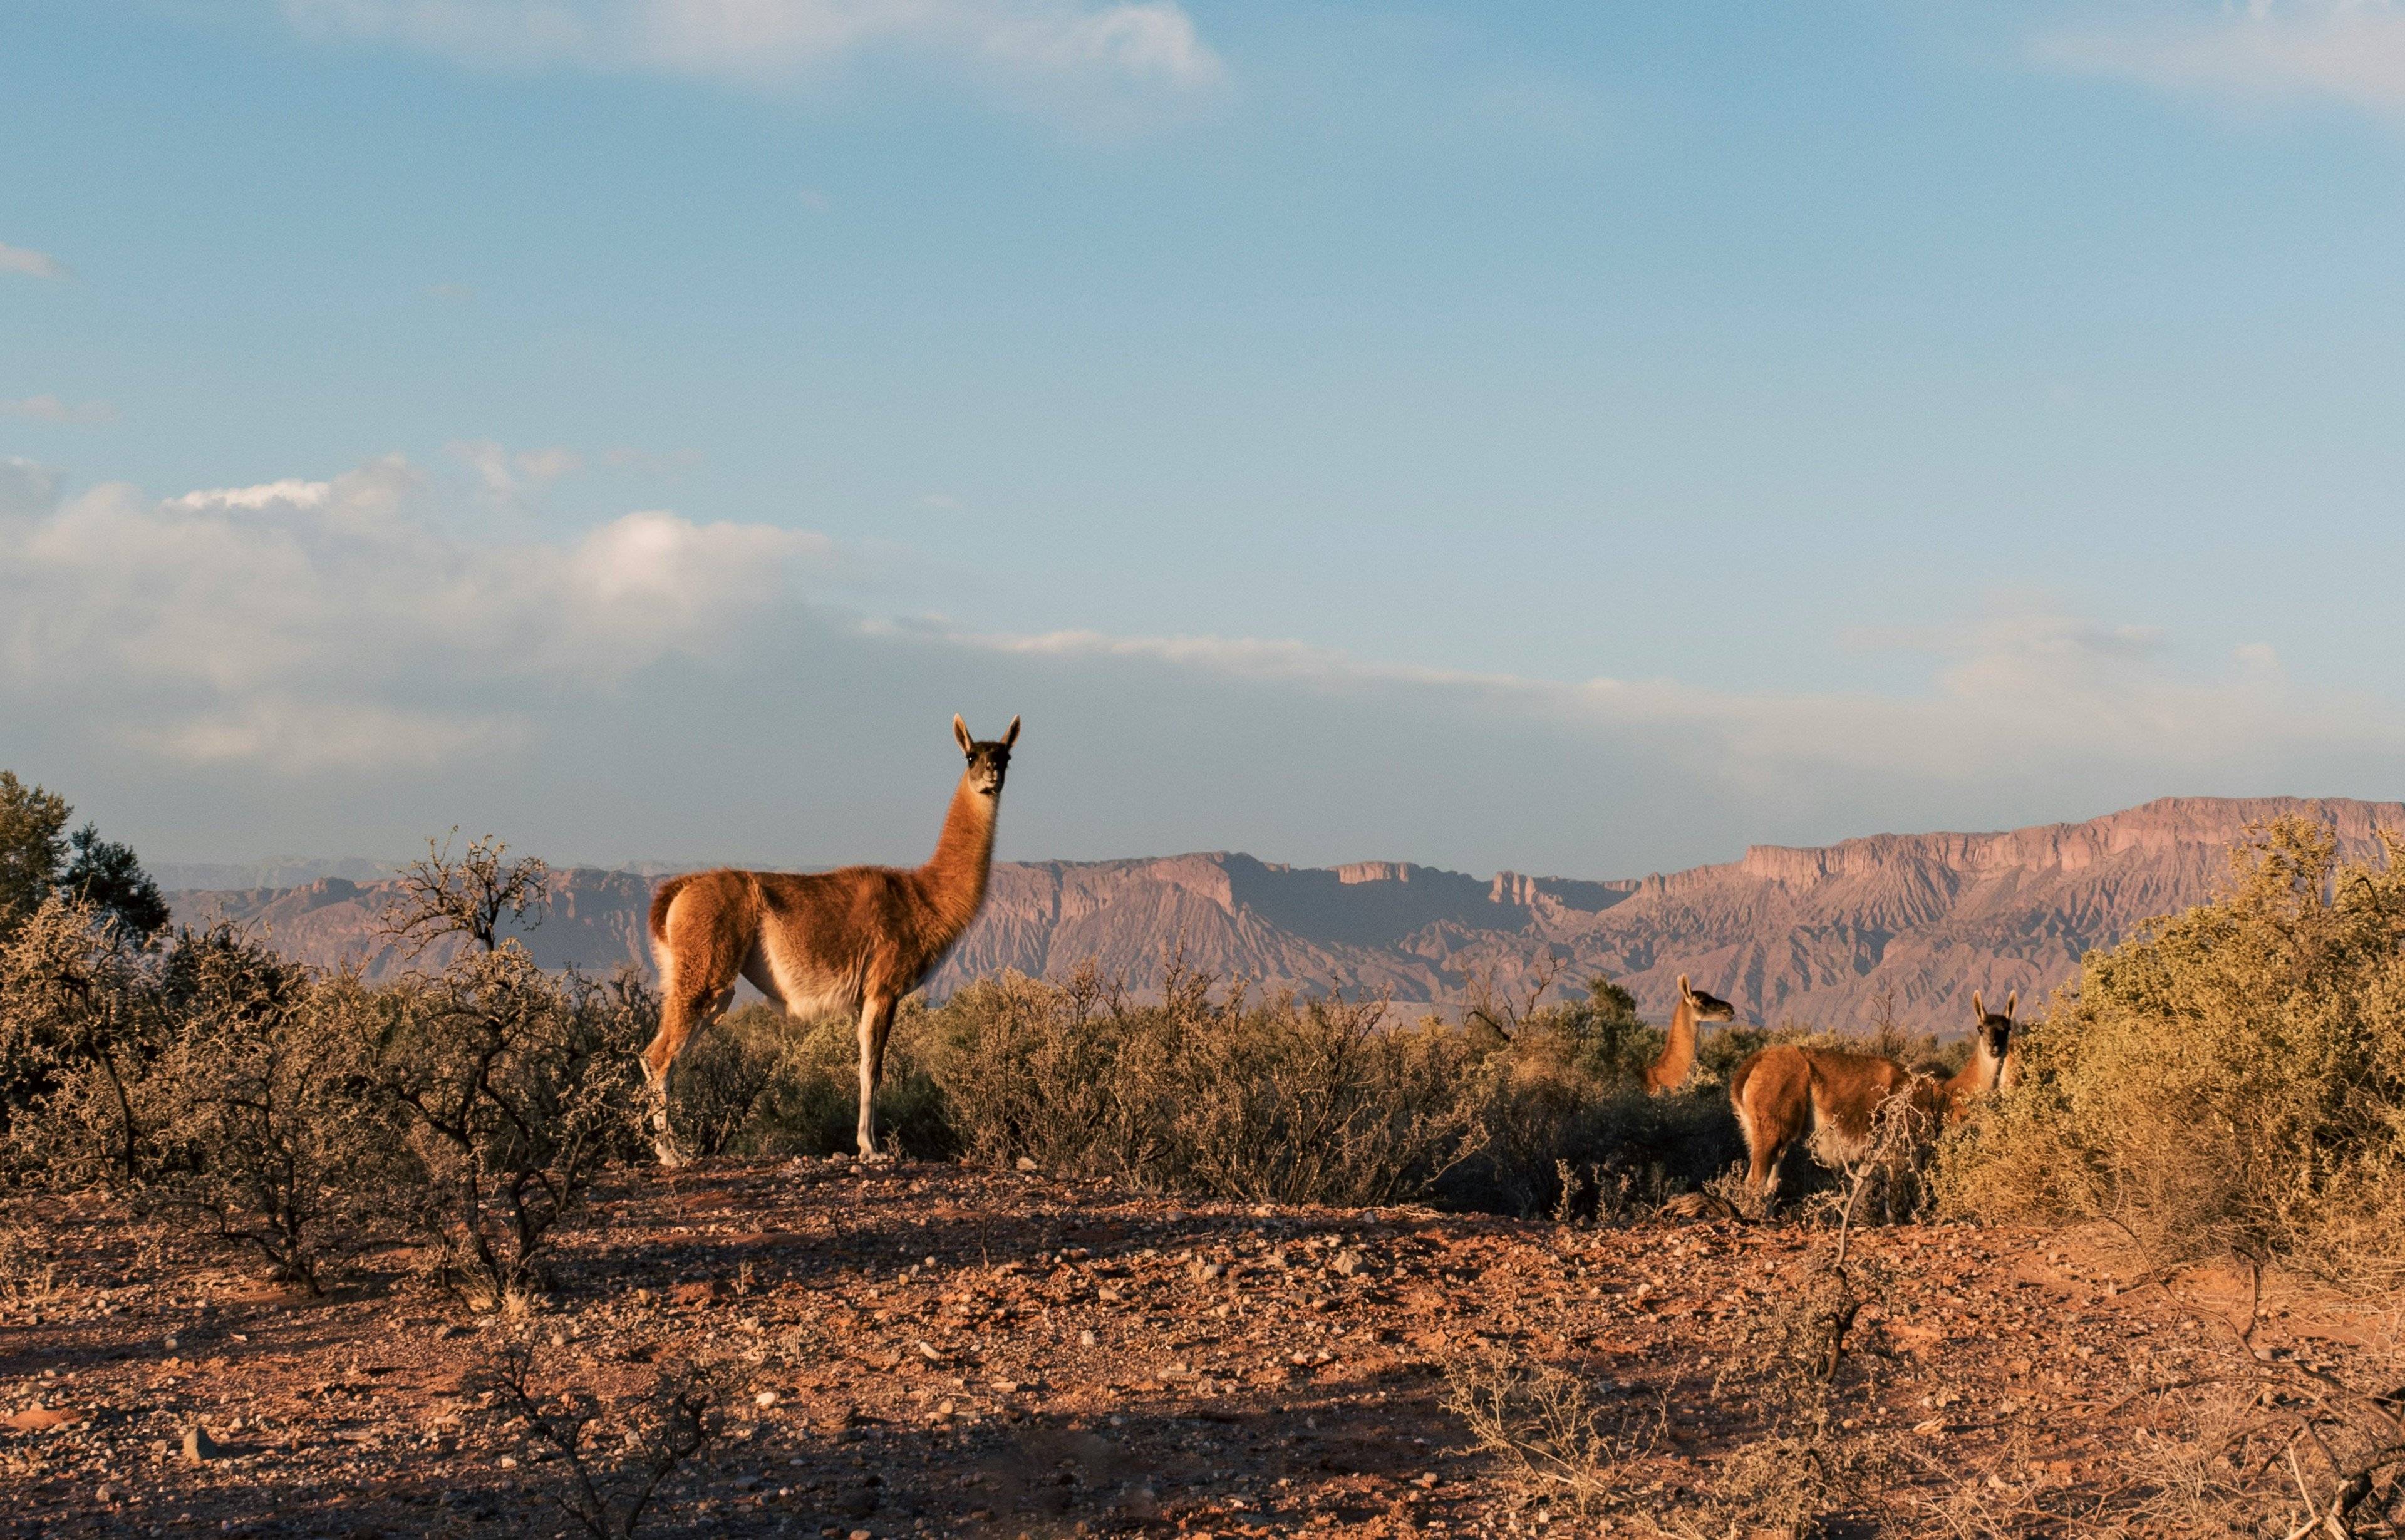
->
[916,775,998,942]
[1648,996,1700,1090]
[1942,1036,2005,1114]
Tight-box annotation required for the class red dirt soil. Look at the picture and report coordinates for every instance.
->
[2,1160,2396,1536]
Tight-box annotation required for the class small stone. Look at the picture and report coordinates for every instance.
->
[754,1390,781,1409]
[182,1427,225,1463]
[1078,1330,1096,1347]
[1015,1157,1038,1172]
[498,1455,518,1469]
[850,1530,874,1539]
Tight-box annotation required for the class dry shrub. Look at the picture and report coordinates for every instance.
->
[931,962,1489,1206]
[1703,1244,1896,1537]
[1,892,648,1301]
[484,1328,747,1539]
[0,1222,63,1311]
[1442,1356,1655,1514]
[137,929,406,1290]
[2113,1382,2290,1538]
[0,897,164,1183]
[1710,1433,1866,1539]
[1940,819,2405,1286]
[371,948,651,1308]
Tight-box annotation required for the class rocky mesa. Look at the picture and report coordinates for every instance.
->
[168,795,2402,1033]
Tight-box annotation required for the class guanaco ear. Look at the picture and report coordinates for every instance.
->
[2003,990,2017,1021]
[1003,715,1021,748]
[953,715,973,755]
[1972,990,1985,1021]
[1678,973,1694,1001]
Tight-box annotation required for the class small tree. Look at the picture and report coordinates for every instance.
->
[59,825,169,943]
[370,831,646,1306]
[0,773,71,941]
[0,773,169,944]
[381,831,549,958]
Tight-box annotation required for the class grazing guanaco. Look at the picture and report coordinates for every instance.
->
[641,715,1018,1165]
[1641,974,1737,1094]
[1728,989,2015,1196]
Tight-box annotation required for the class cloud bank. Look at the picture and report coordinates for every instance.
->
[0,455,824,772]
[279,0,1223,95]
[6,452,2398,872]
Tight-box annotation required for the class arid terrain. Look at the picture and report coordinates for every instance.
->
[6,1158,2395,1537]
[168,797,2405,1026]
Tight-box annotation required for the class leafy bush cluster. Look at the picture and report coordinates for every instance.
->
[663,961,1783,1216]
[1940,818,2405,1284]
[0,835,652,1305]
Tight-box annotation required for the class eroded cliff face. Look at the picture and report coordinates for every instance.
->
[167,797,2404,1033]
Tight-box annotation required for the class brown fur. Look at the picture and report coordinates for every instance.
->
[1641,973,1737,1095]
[1728,990,2015,1195]
[640,715,1018,1164]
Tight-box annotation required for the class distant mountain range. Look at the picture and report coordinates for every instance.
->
[165,796,2403,1033]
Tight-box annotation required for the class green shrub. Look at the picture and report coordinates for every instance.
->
[1938,819,2405,1285]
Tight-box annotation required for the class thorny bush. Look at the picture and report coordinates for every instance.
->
[371,947,653,1308]
[1940,817,2405,1286]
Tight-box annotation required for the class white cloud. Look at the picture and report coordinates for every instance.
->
[894,597,2405,788]
[2041,1,2405,115]
[2,396,118,426]
[279,0,1222,95]
[0,453,826,772]
[447,438,582,502]
[0,243,67,280]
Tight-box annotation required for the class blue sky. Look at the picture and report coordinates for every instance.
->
[5,0,2404,877]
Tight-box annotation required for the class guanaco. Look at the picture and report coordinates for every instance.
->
[641,715,1018,1165]
[1641,974,1737,1093]
[1729,989,2015,1196]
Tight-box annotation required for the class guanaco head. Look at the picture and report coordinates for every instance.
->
[1969,988,2016,1063]
[1678,973,1737,1022]
[953,714,1021,799]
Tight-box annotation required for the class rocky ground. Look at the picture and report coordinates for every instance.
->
[3,1160,2400,1537]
